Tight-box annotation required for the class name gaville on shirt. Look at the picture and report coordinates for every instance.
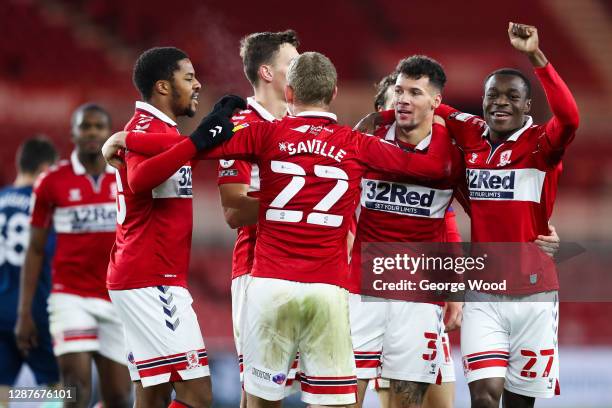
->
[279,139,347,163]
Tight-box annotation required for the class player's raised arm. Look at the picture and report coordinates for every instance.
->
[356,121,452,181]
[509,22,580,151]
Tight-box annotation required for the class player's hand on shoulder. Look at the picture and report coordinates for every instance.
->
[212,94,247,118]
[433,114,446,127]
[102,131,128,169]
[354,112,381,134]
[190,95,247,151]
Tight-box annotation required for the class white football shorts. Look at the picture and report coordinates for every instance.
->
[109,286,210,387]
[232,274,299,394]
[47,292,126,365]
[349,294,444,384]
[461,290,560,398]
[241,277,357,405]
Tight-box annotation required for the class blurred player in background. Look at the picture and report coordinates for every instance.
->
[106,47,235,408]
[0,138,58,406]
[216,30,300,407]
[15,104,131,408]
[348,56,464,408]
[435,23,579,408]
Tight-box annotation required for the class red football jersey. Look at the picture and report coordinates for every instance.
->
[216,97,277,279]
[348,122,465,294]
[31,151,117,300]
[436,63,579,294]
[126,111,453,288]
[106,102,194,290]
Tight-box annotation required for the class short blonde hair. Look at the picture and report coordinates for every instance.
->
[286,52,337,106]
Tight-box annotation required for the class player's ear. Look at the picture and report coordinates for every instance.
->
[259,64,274,84]
[432,93,442,110]
[524,98,532,114]
[285,85,294,105]
[330,86,338,103]
[155,80,171,96]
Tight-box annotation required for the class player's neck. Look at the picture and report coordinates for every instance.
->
[77,151,107,176]
[13,173,36,187]
[488,118,528,145]
[146,97,178,123]
[253,86,287,120]
[290,102,329,115]
[394,120,431,145]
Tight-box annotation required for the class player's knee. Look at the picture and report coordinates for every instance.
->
[101,390,132,408]
[471,393,499,408]
[61,370,91,394]
[174,391,212,408]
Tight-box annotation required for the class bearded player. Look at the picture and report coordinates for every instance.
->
[348,56,465,408]
[106,47,234,408]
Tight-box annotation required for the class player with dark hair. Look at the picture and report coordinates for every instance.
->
[217,30,300,407]
[434,22,578,408]
[348,55,465,408]
[373,73,398,112]
[106,46,235,408]
[15,104,131,408]
[0,137,58,405]
[103,51,455,407]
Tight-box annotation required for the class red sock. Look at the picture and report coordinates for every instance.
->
[168,400,193,408]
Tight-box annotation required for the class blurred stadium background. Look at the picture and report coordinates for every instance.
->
[2,0,611,406]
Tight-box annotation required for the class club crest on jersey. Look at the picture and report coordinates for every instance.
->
[186,350,201,369]
[219,160,235,169]
[68,188,82,202]
[497,150,512,167]
[468,153,479,164]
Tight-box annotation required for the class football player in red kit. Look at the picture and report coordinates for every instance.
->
[106,47,233,408]
[216,31,301,407]
[16,104,131,408]
[435,23,579,408]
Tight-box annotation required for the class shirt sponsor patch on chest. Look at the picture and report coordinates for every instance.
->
[466,168,545,202]
[152,166,193,199]
[361,179,452,218]
[53,202,117,233]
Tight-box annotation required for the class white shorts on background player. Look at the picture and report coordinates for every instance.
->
[109,286,210,387]
[461,290,560,398]
[349,294,444,383]
[48,292,126,365]
[241,277,357,405]
[231,274,300,394]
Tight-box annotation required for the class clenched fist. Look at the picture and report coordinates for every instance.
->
[508,22,548,68]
